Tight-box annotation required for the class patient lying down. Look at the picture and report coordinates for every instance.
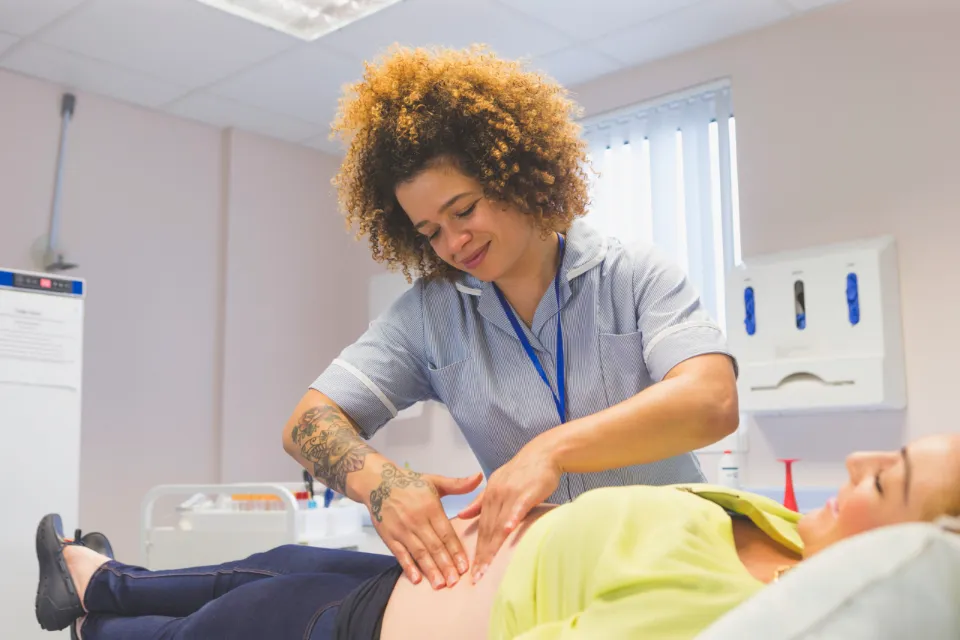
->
[36,434,960,640]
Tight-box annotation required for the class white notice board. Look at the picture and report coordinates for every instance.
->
[0,269,85,640]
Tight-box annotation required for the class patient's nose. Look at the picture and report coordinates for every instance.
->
[845,451,896,483]
[845,454,864,483]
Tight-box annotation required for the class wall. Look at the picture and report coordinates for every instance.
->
[0,68,223,559]
[0,69,373,558]
[218,129,380,483]
[363,403,481,478]
[572,0,960,487]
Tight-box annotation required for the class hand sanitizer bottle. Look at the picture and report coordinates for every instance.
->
[718,450,741,489]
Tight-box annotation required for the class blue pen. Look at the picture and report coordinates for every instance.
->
[323,487,334,508]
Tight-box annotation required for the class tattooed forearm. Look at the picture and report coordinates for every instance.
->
[369,463,437,523]
[290,406,339,445]
[292,406,375,495]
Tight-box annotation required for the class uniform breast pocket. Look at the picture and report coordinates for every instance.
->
[426,358,472,408]
[598,331,654,405]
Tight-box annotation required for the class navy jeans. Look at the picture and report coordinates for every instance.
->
[80,544,399,640]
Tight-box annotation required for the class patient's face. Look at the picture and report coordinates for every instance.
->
[798,434,960,557]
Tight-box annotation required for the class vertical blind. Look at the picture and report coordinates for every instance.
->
[580,82,742,333]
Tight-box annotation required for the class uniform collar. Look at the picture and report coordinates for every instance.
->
[454,220,608,344]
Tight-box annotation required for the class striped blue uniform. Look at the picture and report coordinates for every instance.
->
[312,220,734,504]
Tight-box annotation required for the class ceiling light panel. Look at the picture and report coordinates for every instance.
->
[195,0,402,41]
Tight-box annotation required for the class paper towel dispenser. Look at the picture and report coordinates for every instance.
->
[725,236,906,415]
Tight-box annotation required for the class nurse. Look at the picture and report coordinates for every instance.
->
[282,45,738,591]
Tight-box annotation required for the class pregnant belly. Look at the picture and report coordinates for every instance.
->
[379,505,557,640]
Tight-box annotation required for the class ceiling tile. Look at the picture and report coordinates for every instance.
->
[594,0,792,67]
[37,0,299,88]
[783,0,847,11]
[0,30,18,56]
[531,46,622,87]
[0,0,87,36]
[208,42,360,126]
[1,41,190,108]
[320,0,574,63]
[166,92,326,143]
[500,0,703,41]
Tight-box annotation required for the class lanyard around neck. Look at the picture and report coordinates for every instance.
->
[493,233,566,424]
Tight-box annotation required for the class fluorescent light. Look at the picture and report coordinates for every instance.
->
[196,0,402,41]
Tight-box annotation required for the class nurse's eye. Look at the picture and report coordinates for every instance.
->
[455,202,478,219]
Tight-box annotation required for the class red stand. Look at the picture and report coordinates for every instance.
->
[778,458,799,511]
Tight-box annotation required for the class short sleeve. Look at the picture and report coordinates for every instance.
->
[310,280,433,439]
[632,245,736,382]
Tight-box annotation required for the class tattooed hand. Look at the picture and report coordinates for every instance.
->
[368,463,483,590]
[369,463,435,522]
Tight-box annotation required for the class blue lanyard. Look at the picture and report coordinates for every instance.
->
[493,234,566,424]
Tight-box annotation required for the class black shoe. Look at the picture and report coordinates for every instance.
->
[35,514,84,632]
[70,529,116,640]
[75,529,115,560]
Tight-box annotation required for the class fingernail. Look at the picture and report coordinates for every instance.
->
[433,576,444,589]
[447,572,459,586]
[473,565,486,584]
[457,557,468,574]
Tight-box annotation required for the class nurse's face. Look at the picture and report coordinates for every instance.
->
[798,434,960,558]
[395,161,538,282]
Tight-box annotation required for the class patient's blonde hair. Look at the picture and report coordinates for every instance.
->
[936,514,960,533]
[921,472,960,522]
[914,435,960,523]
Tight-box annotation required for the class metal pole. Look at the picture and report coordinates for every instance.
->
[47,93,76,270]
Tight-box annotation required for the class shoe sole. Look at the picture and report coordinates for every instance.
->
[35,514,83,631]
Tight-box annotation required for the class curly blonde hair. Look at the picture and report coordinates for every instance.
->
[331,45,591,280]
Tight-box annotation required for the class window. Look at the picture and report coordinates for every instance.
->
[580,81,742,333]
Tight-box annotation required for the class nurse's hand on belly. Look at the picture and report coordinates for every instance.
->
[380,505,557,640]
[456,440,562,583]
[366,464,484,589]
